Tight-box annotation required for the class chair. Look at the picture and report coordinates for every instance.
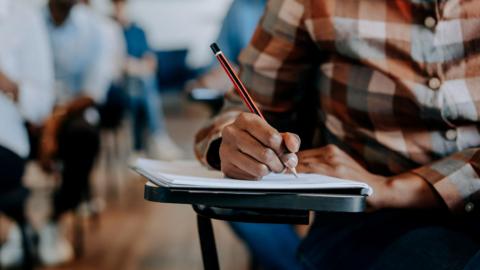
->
[155,49,196,92]
[144,183,366,270]
[193,205,309,270]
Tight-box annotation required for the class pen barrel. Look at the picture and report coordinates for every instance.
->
[211,44,265,119]
[211,43,297,178]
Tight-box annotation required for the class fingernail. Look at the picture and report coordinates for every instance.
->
[273,134,282,144]
[286,155,298,167]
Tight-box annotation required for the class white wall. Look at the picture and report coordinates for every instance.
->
[96,0,232,68]
[21,0,232,68]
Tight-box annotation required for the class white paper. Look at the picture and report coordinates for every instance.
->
[133,159,372,195]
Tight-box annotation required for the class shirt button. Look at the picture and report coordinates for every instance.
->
[424,16,437,29]
[428,77,442,90]
[445,129,458,141]
[465,202,475,213]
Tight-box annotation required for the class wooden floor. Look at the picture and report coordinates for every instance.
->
[43,176,249,270]
[1,96,250,270]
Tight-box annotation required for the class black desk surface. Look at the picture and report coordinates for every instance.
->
[144,182,367,213]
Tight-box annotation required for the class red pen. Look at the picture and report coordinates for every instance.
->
[210,43,298,177]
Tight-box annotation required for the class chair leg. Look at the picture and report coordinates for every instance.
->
[196,215,220,270]
[19,223,34,270]
[74,210,85,258]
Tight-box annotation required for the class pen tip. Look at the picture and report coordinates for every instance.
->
[291,168,299,178]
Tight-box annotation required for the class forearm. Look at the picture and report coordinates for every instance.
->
[63,96,95,115]
[44,96,94,131]
[378,173,445,210]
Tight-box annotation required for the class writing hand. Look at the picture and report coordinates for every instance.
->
[220,112,300,180]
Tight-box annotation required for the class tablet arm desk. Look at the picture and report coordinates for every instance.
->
[144,183,367,270]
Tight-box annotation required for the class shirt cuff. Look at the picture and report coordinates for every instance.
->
[411,148,480,214]
[194,111,240,170]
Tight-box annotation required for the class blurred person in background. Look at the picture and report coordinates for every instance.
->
[192,1,303,270]
[0,0,55,267]
[84,0,128,132]
[112,0,183,161]
[33,0,120,265]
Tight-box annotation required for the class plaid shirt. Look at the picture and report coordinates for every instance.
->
[195,0,480,214]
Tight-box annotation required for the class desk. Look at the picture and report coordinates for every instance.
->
[144,182,367,270]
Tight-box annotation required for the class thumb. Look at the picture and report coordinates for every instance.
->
[282,132,301,153]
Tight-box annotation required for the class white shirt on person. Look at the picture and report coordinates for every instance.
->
[45,4,116,105]
[0,0,55,158]
[92,8,126,84]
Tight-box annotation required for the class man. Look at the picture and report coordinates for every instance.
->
[0,0,55,267]
[195,0,480,269]
[37,0,116,265]
[192,1,303,269]
[112,0,182,160]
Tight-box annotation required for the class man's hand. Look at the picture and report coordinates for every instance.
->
[38,96,94,172]
[0,71,19,102]
[125,54,157,77]
[220,112,301,180]
[39,112,63,172]
[297,144,442,210]
[64,96,94,114]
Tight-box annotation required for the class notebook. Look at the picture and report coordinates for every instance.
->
[133,159,372,196]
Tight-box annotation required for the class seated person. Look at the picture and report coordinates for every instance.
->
[196,1,303,270]
[195,0,480,269]
[112,0,182,160]
[0,0,55,267]
[83,0,129,131]
[35,0,118,265]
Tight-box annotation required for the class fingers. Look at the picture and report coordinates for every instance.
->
[234,113,283,154]
[298,144,345,159]
[281,153,298,169]
[220,141,270,180]
[223,124,285,173]
[296,161,334,176]
[221,112,304,178]
[234,130,285,173]
[282,133,301,153]
[232,152,269,180]
[297,148,322,159]
[224,163,258,180]
[297,155,358,179]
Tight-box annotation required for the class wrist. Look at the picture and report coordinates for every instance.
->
[386,173,441,209]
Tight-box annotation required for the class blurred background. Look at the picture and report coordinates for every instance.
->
[0,0,267,269]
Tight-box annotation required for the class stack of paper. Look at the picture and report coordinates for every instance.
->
[133,159,372,195]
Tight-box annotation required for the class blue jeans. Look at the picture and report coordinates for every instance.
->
[299,210,480,270]
[229,222,302,270]
[127,76,167,151]
[464,250,480,270]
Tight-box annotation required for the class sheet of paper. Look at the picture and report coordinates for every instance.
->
[133,159,372,195]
